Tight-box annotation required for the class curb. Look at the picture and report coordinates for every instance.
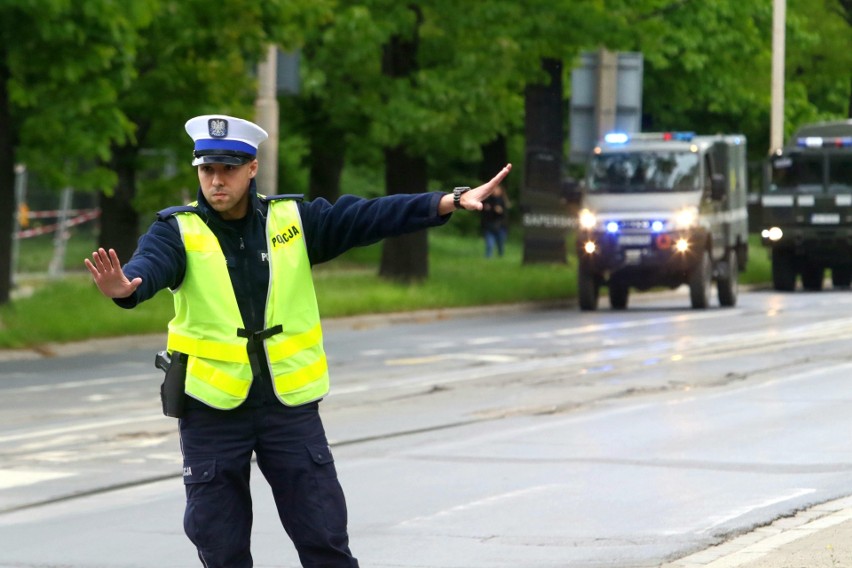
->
[664,495,852,567]
[0,300,574,362]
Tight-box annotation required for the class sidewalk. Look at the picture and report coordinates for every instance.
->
[663,495,852,568]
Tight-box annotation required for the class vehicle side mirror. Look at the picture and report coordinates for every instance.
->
[710,174,727,201]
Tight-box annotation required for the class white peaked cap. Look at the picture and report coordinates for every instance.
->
[185,115,269,166]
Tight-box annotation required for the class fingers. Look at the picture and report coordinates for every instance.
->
[84,249,139,299]
[90,248,107,273]
[88,248,120,274]
[489,163,512,186]
[108,248,122,270]
[83,258,98,278]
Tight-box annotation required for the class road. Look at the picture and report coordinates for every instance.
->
[1,286,852,567]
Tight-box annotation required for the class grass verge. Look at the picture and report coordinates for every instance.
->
[0,231,771,349]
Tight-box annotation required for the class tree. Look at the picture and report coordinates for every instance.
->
[598,0,851,156]
[100,0,334,261]
[0,0,147,305]
[376,5,429,281]
[836,0,852,116]
[283,0,613,279]
[784,0,852,125]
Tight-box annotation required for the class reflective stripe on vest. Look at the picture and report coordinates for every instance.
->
[167,199,329,409]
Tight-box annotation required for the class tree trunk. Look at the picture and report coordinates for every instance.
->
[379,146,429,282]
[479,135,508,183]
[0,54,15,305]
[378,5,428,283]
[306,99,346,203]
[98,144,140,263]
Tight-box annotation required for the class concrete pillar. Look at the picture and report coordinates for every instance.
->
[255,45,279,194]
[595,48,618,140]
[770,0,786,153]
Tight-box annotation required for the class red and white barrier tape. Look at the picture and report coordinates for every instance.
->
[15,209,101,239]
[25,208,98,220]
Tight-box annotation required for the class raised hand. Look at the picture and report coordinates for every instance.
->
[84,248,142,299]
[439,163,513,215]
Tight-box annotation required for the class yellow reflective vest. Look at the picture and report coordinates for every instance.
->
[166,198,329,409]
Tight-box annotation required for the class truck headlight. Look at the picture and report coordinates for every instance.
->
[674,207,698,229]
[579,209,597,230]
[761,227,783,241]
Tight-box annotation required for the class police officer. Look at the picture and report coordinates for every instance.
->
[84,114,511,567]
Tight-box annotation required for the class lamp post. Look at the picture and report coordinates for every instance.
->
[770,0,786,154]
[255,45,279,194]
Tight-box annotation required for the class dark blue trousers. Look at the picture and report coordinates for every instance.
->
[178,401,359,567]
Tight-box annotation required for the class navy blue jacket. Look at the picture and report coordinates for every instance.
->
[118,180,450,406]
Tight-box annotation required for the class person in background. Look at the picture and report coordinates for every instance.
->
[84,113,511,568]
[480,183,510,258]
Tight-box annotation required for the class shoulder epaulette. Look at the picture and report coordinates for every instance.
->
[156,205,200,221]
[262,194,305,203]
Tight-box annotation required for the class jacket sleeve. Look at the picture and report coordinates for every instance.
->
[112,217,186,309]
[299,191,451,265]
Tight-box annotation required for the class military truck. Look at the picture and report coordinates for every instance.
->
[575,131,749,310]
[759,120,852,291]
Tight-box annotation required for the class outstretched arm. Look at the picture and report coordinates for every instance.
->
[84,248,142,299]
[438,163,512,215]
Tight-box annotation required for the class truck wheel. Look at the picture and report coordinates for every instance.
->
[771,248,796,291]
[689,250,712,309]
[578,262,600,311]
[608,280,629,310]
[831,267,852,289]
[717,249,739,307]
[801,264,824,291]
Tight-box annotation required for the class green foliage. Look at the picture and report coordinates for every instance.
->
[2,0,850,309]
[0,277,173,348]
[741,234,773,286]
[2,0,152,191]
[605,0,850,158]
[784,0,852,127]
[14,228,98,274]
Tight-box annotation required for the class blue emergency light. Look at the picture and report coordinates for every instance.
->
[606,132,696,144]
[796,136,852,148]
[604,132,629,144]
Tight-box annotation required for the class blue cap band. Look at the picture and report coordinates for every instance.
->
[194,138,257,156]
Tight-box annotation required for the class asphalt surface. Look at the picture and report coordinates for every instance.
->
[2,302,851,567]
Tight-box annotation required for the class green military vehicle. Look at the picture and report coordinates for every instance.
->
[760,120,852,291]
[575,131,749,310]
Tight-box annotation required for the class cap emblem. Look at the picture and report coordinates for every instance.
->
[208,118,228,138]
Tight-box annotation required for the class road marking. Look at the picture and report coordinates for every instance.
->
[3,374,152,395]
[396,484,560,527]
[0,470,74,489]
[0,415,167,444]
[384,353,520,366]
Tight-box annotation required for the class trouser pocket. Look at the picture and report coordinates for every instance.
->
[182,458,252,565]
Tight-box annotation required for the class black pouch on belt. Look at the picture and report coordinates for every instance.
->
[155,350,187,418]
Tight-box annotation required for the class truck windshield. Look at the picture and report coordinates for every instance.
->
[829,153,852,193]
[768,154,823,193]
[587,151,699,193]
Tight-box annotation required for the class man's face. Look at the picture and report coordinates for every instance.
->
[197,161,258,220]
